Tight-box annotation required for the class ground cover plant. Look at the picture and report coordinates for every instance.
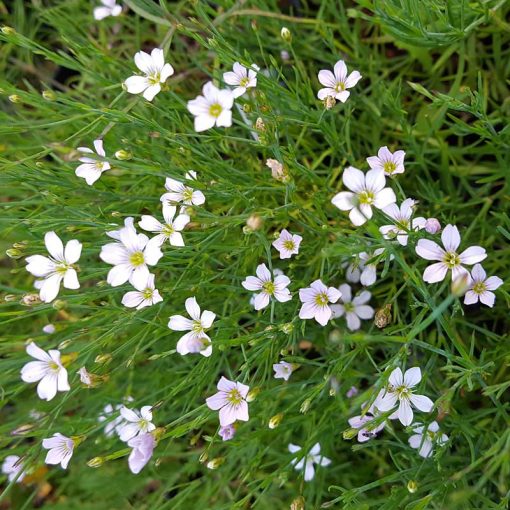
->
[1,0,510,508]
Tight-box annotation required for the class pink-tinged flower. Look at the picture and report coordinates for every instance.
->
[317,60,362,103]
[242,263,292,310]
[273,361,294,381]
[118,406,156,442]
[206,377,249,427]
[376,367,434,426]
[124,48,174,101]
[42,324,56,334]
[272,229,302,259]
[161,173,205,207]
[2,455,26,483]
[100,219,163,287]
[298,279,341,326]
[20,342,69,401]
[25,231,82,303]
[187,82,234,132]
[121,272,163,310]
[168,297,216,357]
[348,402,387,443]
[127,433,156,474]
[331,167,396,226]
[331,284,374,331]
[424,218,441,234]
[346,386,358,398]
[415,224,487,283]
[379,199,426,246]
[464,264,503,307]
[93,0,122,20]
[219,424,236,441]
[408,421,448,458]
[288,443,331,482]
[98,403,128,438]
[42,433,75,469]
[367,146,405,176]
[75,140,111,185]
[223,62,259,98]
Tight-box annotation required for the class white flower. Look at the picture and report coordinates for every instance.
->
[124,48,174,101]
[187,82,234,132]
[75,139,111,185]
[98,403,127,437]
[106,216,135,240]
[168,297,216,357]
[25,231,82,303]
[242,263,292,310]
[343,260,361,283]
[206,377,249,427]
[219,424,236,441]
[415,224,487,283]
[272,229,302,259]
[93,0,122,20]
[223,62,259,98]
[464,264,503,307]
[42,324,56,334]
[42,433,75,469]
[367,146,406,176]
[161,174,205,207]
[376,367,434,426]
[317,60,362,103]
[77,367,93,387]
[2,455,25,483]
[100,219,163,287]
[331,167,396,226]
[288,443,331,482]
[20,342,70,401]
[128,433,155,474]
[379,199,426,246]
[331,284,374,331]
[121,272,163,310]
[348,402,387,443]
[118,406,156,442]
[358,249,388,287]
[139,206,190,248]
[408,421,448,458]
[298,279,341,326]
[273,361,294,381]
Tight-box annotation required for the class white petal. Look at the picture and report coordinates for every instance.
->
[441,224,461,252]
[124,75,148,94]
[403,367,421,387]
[44,232,64,261]
[64,240,82,264]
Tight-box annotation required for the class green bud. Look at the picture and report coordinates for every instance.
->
[115,149,132,160]
[269,413,283,429]
[8,94,21,103]
[1,26,16,35]
[407,480,418,493]
[6,248,22,259]
[280,27,291,42]
[300,398,311,414]
[42,90,57,101]
[87,457,104,468]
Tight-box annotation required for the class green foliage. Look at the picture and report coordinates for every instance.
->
[1,0,509,508]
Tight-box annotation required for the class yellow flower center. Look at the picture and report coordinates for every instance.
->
[192,320,204,334]
[343,302,354,312]
[162,224,175,236]
[142,288,153,300]
[182,188,194,202]
[283,240,295,251]
[227,388,243,405]
[209,103,222,118]
[383,161,397,174]
[395,385,411,400]
[130,251,145,267]
[396,219,410,230]
[334,81,346,92]
[262,281,275,295]
[49,361,60,372]
[358,190,375,205]
[473,281,486,294]
[314,292,329,306]
[239,77,250,87]
[443,252,460,269]
[148,72,161,85]
[55,263,70,274]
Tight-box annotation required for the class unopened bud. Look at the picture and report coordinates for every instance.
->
[246,214,263,231]
[255,117,266,132]
[94,353,112,365]
[52,299,66,310]
[269,413,284,429]
[343,427,359,440]
[8,94,21,103]
[300,398,311,414]
[58,339,72,350]
[6,248,22,259]
[324,95,336,110]
[451,272,470,297]
[407,480,418,493]
[42,324,56,334]
[206,457,224,470]
[42,90,56,101]
[290,495,305,510]
[374,304,392,329]
[87,456,104,468]
[1,26,16,35]
[199,451,208,464]
[22,294,41,306]
[4,294,17,302]
[424,218,441,234]
[115,149,132,160]
[280,322,294,335]
[328,329,341,343]
[246,387,260,402]
[280,27,292,42]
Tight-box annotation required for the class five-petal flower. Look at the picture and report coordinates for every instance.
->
[317,60,362,103]
[464,264,503,307]
[187,82,234,132]
[76,139,111,185]
[298,279,341,326]
[206,377,249,427]
[242,263,292,310]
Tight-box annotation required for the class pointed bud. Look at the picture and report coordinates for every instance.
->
[246,387,260,402]
[290,496,305,510]
[280,27,292,42]
[451,272,470,297]
[407,480,418,493]
[342,427,359,440]
[300,398,311,414]
[42,90,56,101]
[268,413,284,429]
[206,457,224,470]
[115,149,132,160]
[87,457,104,468]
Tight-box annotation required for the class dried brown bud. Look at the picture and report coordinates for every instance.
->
[374,304,392,329]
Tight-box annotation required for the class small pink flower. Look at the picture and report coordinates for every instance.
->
[464,264,503,308]
[219,424,236,441]
[424,218,441,234]
[128,433,155,474]
[206,377,249,427]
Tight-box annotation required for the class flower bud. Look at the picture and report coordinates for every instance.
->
[290,496,305,510]
[451,272,470,297]
[246,387,260,402]
[374,304,392,329]
[87,457,104,468]
[255,117,266,132]
[52,299,66,310]
[199,451,208,464]
[94,353,112,365]
[280,322,294,335]
[115,149,132,160]
[42,90,56,101]
[6,248,22,259]
[42,324,56,334]
[424,218,441,234]
[8,94,21,103]
[206,457,224,470]
[300,398,311,414]
[1,26,16,35]
[324,95,336,110]
[268,413,284,429]
[246,214,263,231]
[343,427,359,440]
[407,480,418,493]
[280,27,292,42]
